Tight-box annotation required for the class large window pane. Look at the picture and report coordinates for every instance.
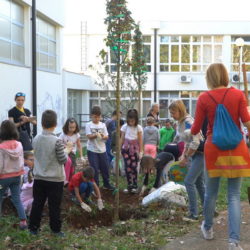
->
[160,44,168,63]
[48,24,56,40]
[160,65,169,72]
[171,65,179,71]
[11,2,23,23]
[0,0,10,17]
[203,36,211,42]
[39,53,48,68]
[0,17,11,39]
[160,36,169,43]
[171,36,179,42]
[243,45,250,62]
[12,44,24,63]
[0,39,10,59]
[40,36,48,52]
[192,36,201,42]
[193,45,201,63]
[143,44,150,63]
[214,45,222,62]
[49,40,56,54]
[182,36,190,43]
[214,36,223,43]
[142,100,151,117]
[181,45,190,63]
[203,45,212,63]
[12,24,23,43]
[49,56,56,71]
[143,36,151,43]
[231,45,239,63]
[110,50,116,63]
[171,45,179,63]
[159,100,169,119]
[181,65,190,72]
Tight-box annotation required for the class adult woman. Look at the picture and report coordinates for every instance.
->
[147,103,160,127]
[169,100,205,221]
[191,63,250,249]
[8,92,36,150]
[0,120,27,229]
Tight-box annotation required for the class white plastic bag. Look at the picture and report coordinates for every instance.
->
[142,181,186,206]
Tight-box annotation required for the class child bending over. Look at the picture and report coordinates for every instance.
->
[140,152,174,196]
[68,167,104,212]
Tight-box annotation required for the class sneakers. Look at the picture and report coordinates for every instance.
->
[228,242,243,250]
[123,188,129,194]
[52,231,65,237]
[103,184,115,191]
[183,214,199,222]
[19,220,28,230]
[131,188,138,194]
[200,221,214,240]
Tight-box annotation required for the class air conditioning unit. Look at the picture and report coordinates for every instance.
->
[180,75,192,83]
[231,74,240,83]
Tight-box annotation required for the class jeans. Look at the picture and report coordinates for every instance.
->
[184,152,205,216]
[0,176,26,220]
[87,151,110,187]
[203,173,241,243]
[106,138,113,164]
[79,182,93,199]
[29,179,64,233]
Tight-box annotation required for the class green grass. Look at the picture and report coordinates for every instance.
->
[1,175,249,250]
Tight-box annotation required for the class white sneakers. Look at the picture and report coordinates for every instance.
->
[201,221,244,250]
[200,221,214,240]
[228,243,243,250]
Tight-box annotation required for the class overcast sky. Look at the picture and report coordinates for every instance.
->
[65,0,250,27]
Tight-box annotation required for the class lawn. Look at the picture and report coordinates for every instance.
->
[1,176,249,250]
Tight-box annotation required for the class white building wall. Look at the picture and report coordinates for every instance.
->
[0,0,66,134]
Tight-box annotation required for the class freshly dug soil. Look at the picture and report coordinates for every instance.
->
[63,188,148,229]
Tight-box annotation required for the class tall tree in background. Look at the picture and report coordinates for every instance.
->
[104,0,134,220]
[131,23,148,124]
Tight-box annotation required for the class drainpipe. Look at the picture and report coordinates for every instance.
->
[31,0,37,136]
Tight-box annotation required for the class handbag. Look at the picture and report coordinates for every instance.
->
[19,129,33,151]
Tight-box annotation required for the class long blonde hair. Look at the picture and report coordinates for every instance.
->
[168,99,187,120]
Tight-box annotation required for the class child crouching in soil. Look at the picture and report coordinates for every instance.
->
[68,167,104,212]
[139,152,175,196]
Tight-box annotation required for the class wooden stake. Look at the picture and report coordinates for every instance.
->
[242,63,249,105]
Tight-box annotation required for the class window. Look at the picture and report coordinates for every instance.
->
[37,17,57,71]
[0,0,24,64]
[231,36,250,72]
[159,35,223,72]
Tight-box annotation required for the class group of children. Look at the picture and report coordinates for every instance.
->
[0,104,180,236]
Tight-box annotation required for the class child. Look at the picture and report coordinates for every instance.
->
[68,167,104,212]
[121,109,143,193]
[59,118,83,184]
[143,116,159,158]
[22,151,34,184]
[139,152,175,196]
[29,110,67,236]
[159,119,175,152]
[20,151,34,216]
[85,106,114,190]
[0,120,27,230]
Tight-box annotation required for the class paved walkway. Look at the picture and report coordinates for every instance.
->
[162,202,250,250]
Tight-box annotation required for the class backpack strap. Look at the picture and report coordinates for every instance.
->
[206,87,231,105]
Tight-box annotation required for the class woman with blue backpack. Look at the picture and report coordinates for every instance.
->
[191,63,250,250]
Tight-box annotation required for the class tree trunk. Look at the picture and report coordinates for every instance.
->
[114,42,121,222]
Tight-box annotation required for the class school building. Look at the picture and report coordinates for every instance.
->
[64,19,250,122]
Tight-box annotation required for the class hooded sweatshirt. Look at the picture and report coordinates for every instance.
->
[143,125,160,146]
[0,140,24,179]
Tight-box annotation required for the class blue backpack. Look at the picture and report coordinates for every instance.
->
[207,88,243,150]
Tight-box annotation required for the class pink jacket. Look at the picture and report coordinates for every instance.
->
[0,140,24,179]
